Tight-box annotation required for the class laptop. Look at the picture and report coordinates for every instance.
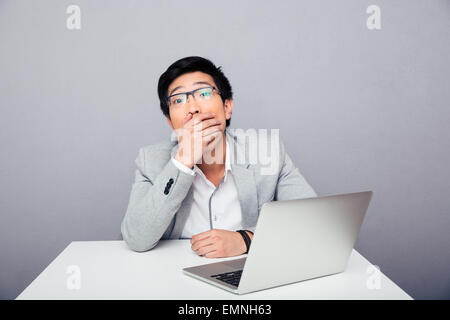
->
[182,191,373,295]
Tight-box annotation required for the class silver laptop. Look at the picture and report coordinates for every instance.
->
[182,191,373,295]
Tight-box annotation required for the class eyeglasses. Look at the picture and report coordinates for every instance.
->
[166,86,220,107]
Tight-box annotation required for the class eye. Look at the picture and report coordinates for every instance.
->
[171,96,184,105]
[200,90,212,98]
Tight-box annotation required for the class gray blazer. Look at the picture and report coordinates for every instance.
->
[121,129,317,252]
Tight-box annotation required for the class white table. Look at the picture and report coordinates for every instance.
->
[16,240,412,300]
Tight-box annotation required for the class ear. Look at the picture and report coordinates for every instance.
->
[223,99,234,120]
[166,115,175,130]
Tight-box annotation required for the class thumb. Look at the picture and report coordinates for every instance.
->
[183,112,193,125]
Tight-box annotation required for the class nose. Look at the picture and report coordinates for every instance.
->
[185,94,201,115]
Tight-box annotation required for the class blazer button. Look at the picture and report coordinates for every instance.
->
[164,188,169,195]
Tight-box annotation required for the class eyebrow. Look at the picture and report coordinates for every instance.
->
[168,81,213,96]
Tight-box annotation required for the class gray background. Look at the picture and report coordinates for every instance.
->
[0,0,449,300]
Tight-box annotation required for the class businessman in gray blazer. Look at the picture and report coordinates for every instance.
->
[121,56,317,258]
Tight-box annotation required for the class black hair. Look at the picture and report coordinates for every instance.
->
[157,56,233,127]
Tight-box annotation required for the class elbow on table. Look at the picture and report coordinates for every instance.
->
[123,235,159,252]
[121,222,159,252]
[125,238,159,252]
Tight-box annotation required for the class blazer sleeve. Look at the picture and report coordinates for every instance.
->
[275,140,317,201]
[121,147,195,252]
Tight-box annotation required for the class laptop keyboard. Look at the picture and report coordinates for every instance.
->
[211,270,243,287]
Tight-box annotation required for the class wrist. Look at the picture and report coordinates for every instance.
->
[175,153,194,169]
[236,230,252,254]
[244,230,254,241]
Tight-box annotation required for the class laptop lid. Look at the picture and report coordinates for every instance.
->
[237,191,373,294]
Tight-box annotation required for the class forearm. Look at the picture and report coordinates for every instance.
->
[121,159,195,252]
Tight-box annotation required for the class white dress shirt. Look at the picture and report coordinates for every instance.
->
[171,136,244,238]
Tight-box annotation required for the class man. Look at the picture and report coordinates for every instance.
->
[121,56,317,258]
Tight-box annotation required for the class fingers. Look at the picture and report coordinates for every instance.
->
[176,112,224,168]
[191,229,242,259]
[204,131,223,148]
[191,229,213,245]
[191,236,215,252]
[204,251,221,258]
[182,112,223,140]
[191,230,216,257]
[200,118,222,132]
[195,243,217,256]
[201,122,223,137]
[188,112,216,127]
[183,112,193,125]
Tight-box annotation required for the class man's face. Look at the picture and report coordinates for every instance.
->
[166,71,233,130]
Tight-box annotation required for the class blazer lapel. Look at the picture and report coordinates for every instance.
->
[227,129,259,229]
[231,163,259,229]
